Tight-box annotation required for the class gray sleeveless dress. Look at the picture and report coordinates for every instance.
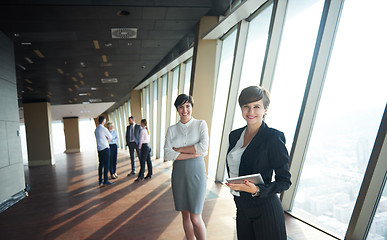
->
[171,156,206,214]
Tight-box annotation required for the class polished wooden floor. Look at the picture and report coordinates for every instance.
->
[0,149,337,240]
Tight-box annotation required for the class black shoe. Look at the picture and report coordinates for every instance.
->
[104,181,115,185]
[134,178,143,182]
[144,175,152,180]
[127,171,136,176]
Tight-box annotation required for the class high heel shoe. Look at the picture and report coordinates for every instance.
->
[135,178,143,182]
[144,175,152,180]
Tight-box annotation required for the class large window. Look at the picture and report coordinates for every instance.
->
[208,29,238,179]
[159,74,168,159]
[233,2,274,129]
[152,81,158,156]
[184,59,192,95]
[265,0,324,149]
[292,0,387,237]
[170,66,180,125]
[367,179,387,240]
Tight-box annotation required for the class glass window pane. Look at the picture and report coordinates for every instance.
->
[170,66,180,125]
[160,74,168,159]
[367,180,387,240]
[233,2,274,129]
[152,81,158,155]
[208,29,237,179]
[292,0,387,237]
[265,0,324,149]
[184,59,192,95]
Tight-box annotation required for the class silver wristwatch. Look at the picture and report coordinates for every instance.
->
[251,186,260,197]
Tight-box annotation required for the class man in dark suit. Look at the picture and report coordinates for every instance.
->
[126,116,141,176]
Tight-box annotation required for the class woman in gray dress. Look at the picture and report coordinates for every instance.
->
[164,94,209,240]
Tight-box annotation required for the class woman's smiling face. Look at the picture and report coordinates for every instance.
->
[241,99,267,125]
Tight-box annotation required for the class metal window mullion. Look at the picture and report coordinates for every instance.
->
[215,20,249,182]
[119,106,126,150]
[281,0,344,211]
[149,81,154,155]
[345,105,387,239]
[166,71,173,130]
[260,0,288,90]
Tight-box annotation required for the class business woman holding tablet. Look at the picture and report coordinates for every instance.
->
[226,86,291,240]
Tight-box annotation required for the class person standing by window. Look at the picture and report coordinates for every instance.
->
[135,119,153,182]
[125,116,141,176]
[164,94,209,240]
[225,86,291,239]
[94,116,115,186]
[107,121,119,179]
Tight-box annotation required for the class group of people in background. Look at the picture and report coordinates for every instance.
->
[94,115,152,186]
[95,85,291,240]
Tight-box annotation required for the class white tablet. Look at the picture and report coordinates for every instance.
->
[226,173,264,185]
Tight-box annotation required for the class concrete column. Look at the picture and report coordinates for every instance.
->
[191,16,218,172]
[23,102,55,166]
[63,117,80,153]
[0,32,26,204]
[130,90,142,120]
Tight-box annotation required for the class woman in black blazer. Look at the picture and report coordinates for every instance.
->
[225,86,291,240]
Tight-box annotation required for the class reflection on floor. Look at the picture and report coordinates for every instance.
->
[0,149,336,240]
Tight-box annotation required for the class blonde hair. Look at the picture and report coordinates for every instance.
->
[106,121,114,128]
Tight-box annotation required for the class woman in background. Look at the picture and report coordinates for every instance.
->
[225,86,291,240]
[107,121,119,179]
[164,94,209,240]
[135,119,153,182]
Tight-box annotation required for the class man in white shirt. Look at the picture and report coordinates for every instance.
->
[95,116,114,186]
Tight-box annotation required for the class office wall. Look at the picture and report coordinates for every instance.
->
[0,32,26,203]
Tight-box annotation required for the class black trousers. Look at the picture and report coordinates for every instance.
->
[128,142,140,171]
[97,147,110,183]
[234,194,287,240]
[109,144,117,175]
[138,143,152,179]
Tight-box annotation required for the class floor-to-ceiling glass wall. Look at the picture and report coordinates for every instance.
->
[208,29,238,179]
[232,2,274,129]
[159,74,168,159]
[184,59,192,95]
[265,0,324,149]
[170,66,180,125]
[292,0,387,237]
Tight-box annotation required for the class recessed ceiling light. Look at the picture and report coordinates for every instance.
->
[68,88,73,92]
[14,33,20,37]
[80,62,86,68]
[26,86,33,91]
[79,93,88,96]
[79,80,85,85]
[74,84,79,89]
[100,63,112,67]
[93,40,100,49]
[101,78,118,83]
[72,77,77,82]
[141,65,146,69]
[25,57,34,64]
[33,49,44,58]
[91,87,98,90]
[21,42,32,46]
[127,42,133,46]
[101,55,108,63]
[104,71,109,77]
[78,72,84,78]
[89,99,102,103]
[57,68,64,74]
[82,102,90,104]
[17,64,26,70]
[24,79,32,84]
[73,97,78,101]
[104,43,112,47]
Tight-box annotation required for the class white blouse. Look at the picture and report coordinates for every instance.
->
[164,117,209,161]
[138,127,150,149]
[227,128,248,196]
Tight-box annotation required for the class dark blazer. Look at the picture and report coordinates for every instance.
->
[226,121,291,199]
[126,124,141,146]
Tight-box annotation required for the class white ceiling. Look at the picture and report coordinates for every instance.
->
[19,102,115,122]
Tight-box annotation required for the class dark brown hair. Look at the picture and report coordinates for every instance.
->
[141,119,149,135]
[174,94,194,109]
[238,86,270,109]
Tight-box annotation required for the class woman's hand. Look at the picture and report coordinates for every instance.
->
[172,147,181,152]
[226,180,258,194]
